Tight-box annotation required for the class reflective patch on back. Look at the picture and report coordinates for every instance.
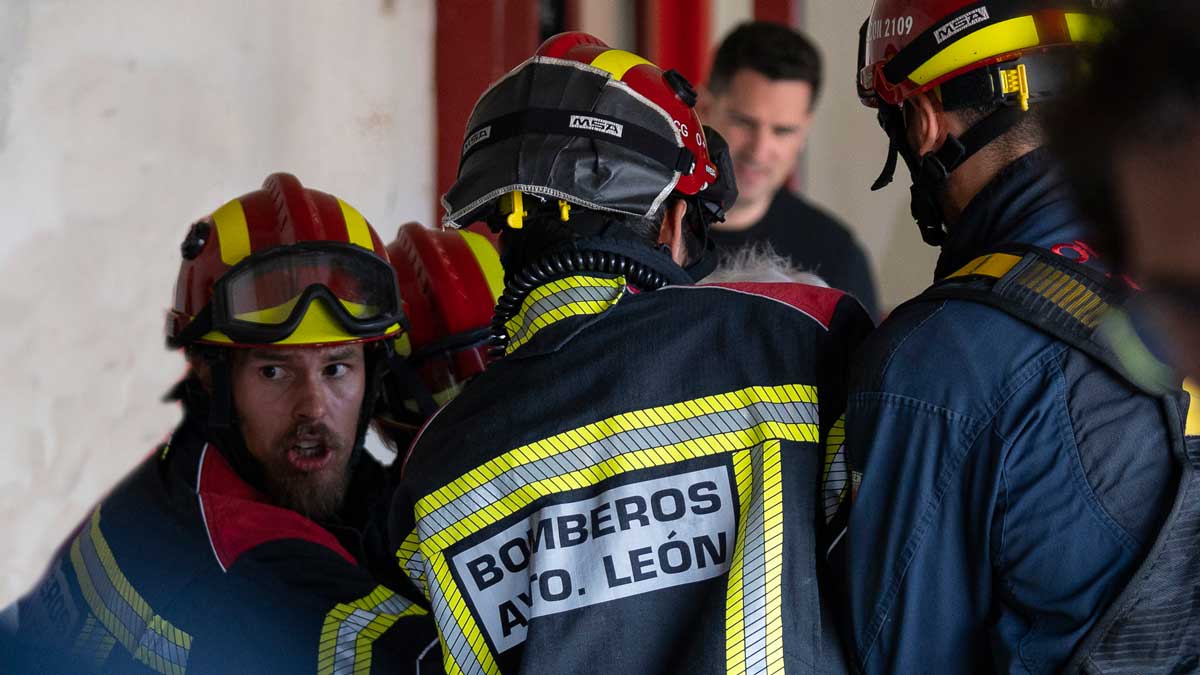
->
[410,384,818,674]
[450,466,736,653]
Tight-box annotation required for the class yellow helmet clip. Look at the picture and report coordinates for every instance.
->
[499,190,527,230]
[1000,63,1031,112]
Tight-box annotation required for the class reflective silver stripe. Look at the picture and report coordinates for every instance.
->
[396,530,428,591]
[319,586,427,675]
[419,401,818,535]
[70,509,191,675]
[739,446,770,674]
[505,276,625,353]
[427,556,489,675]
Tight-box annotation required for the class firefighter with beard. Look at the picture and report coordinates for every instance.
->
[390,33,873,674]
[843,2,1190,672]
[1,174,442,674]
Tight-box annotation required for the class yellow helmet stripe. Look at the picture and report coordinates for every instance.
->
[590,49,653,80]
[909,16,1040,86]
[337,198,375,250]
[211,199,252,267]
[457,230,505,302]
[1064,12,1112,44]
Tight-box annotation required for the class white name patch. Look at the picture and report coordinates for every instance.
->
[451,467,736,653]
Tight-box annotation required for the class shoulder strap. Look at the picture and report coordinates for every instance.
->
[909,244,1154,394]
[919,246,1200,672]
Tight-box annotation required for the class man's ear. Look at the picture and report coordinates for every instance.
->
[905,91,950,157]
[657,200,690,267]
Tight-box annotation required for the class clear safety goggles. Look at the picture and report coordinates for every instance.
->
[208,242,403,345]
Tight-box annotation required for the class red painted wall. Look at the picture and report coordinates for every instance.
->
[434,0,539,226]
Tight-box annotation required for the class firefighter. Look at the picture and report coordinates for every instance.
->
[391,32,873,674]
[845,2,1190,672]
[1,174,442,674]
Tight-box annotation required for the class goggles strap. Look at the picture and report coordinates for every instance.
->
[384,346,439,419]
[206,349,234,430]
[169,305,215,349]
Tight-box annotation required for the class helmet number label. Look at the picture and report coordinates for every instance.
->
[867,15,913,42]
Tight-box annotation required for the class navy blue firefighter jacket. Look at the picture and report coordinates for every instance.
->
[843,149,1180,674]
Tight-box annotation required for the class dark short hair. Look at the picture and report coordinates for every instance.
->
[708,21,823,109]
[1051,1,1200,266]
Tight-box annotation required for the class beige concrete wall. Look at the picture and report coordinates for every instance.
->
[0,0,434,606]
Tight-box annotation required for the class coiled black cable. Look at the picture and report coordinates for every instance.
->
[490,249,668,358]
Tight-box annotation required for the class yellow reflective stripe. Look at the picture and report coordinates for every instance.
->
[1013,264,1107,329]
[338,198,375,251]
[948,252,1023,280]
[725,442,785,672]
[1064,12,1112,44]
[430,553,497,675]
[416,384,819,535]
[1185,379,1200,437]
[69,509,192,675]
[507,298,621,353]
[504,275,626,354]
[419,416,818,553]
[590,49,653,79]
[763,441,785,674]
[458,230,505,302]
[510,274,624,323]
[72,613,118,665]
[725,449,753,675]
[823,414,849,524]
[909,16,1040,86]
[395,528,428,593]
[317,585,428,675]
[211,198,252,267]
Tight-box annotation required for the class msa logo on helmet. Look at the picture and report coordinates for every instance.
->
[569,115,624,139]
[934,7,990,44]
[463,126,492,154]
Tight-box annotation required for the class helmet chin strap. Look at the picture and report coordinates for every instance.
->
[872,103,1026,247]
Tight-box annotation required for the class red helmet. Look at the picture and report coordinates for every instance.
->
[386,223,503,404]
[167,173,404,348]
[858,1,1110,110]
[442,31,736,231]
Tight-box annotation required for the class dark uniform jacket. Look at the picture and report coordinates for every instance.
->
[843,150,1181,674]
[393,272,872,674]
[2,414,440,675]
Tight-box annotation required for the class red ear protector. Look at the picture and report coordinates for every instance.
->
[377,223,504,435]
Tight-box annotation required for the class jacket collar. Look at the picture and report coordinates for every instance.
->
[935,147,1090,280]
[503,273,629,357]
